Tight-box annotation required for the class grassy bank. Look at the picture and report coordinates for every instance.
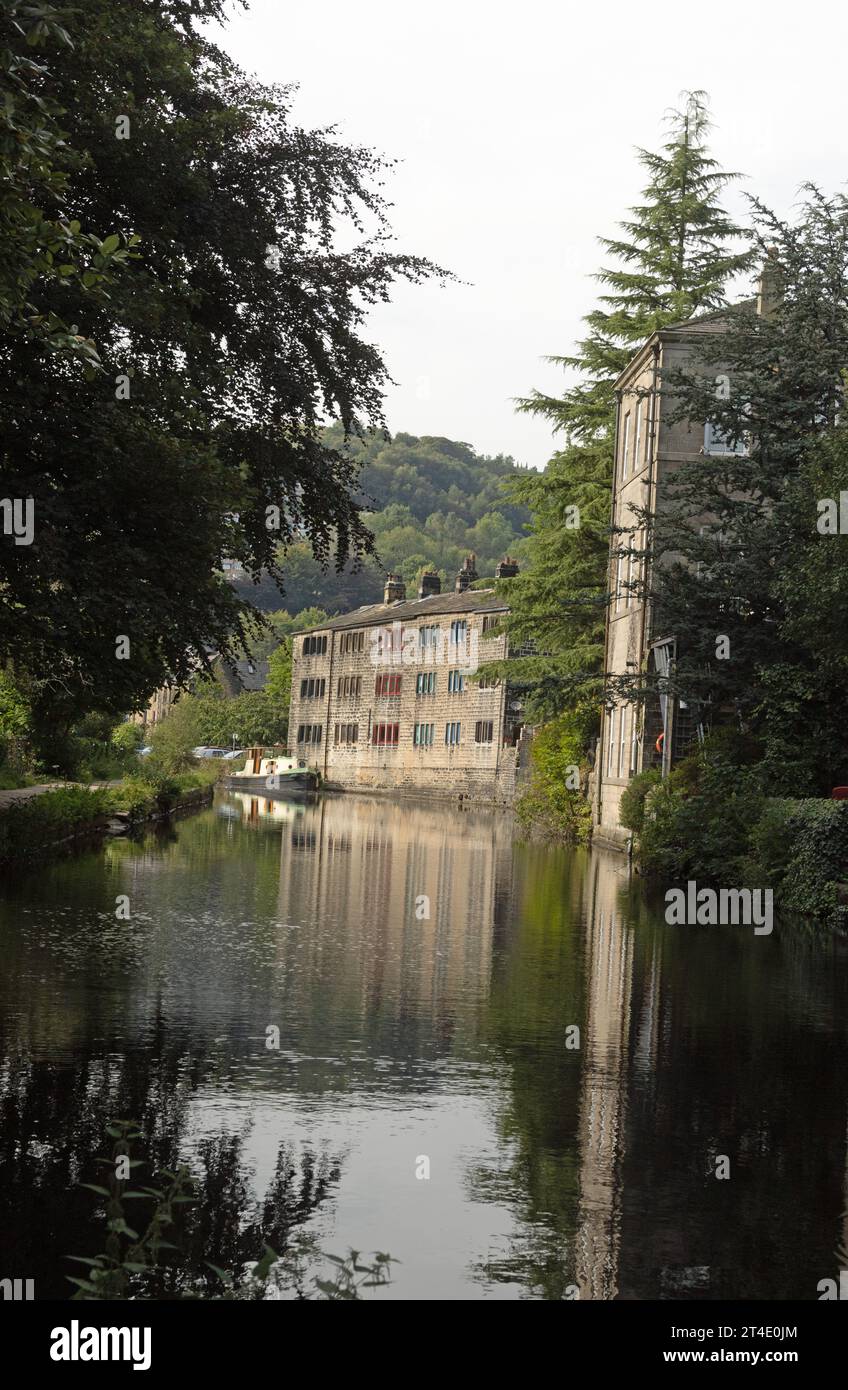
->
[0,768,219,864]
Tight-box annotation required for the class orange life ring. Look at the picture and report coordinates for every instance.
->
[655,732,664,754]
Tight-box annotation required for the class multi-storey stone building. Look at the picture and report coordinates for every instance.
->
[592,277,774,846]
[287,557,526,801]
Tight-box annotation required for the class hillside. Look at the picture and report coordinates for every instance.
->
[232,430,531,615]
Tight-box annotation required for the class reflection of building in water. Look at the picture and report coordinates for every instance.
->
[573,854,642,1300]
[226,791,303,825]
[272,795,515,1027]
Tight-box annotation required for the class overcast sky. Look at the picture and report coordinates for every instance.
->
[210,0,847,471]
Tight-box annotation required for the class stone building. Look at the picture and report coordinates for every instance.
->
[287,559,525,801]
[592,278,776,846]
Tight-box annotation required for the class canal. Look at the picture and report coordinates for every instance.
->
[1,791,847,1300]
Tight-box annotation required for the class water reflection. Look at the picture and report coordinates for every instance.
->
[0,791,847,1299]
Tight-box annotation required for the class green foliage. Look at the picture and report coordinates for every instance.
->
[266,641,293,706]
[111,722,144,755]
[505,93,750,724]
[635,191,848,795]
[192,690,287,749]
[0,0,445,730]
[618,767,662,833]
[519,91,752,441]
[147,688,288,777]
[0,785,113,860]
[747,800,848,920]
[0,0,135,359]
[0,668,29,738]
[483,438,610,720]
[638,751,765,884]
[68,1120,195,1301]
[72,1121,395,1301]
[515,710,594,842]
[232,432,529,615]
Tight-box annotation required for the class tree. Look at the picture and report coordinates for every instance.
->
[628,188,848,795]
[0,1,134,359]
[0,0,445,754]
[500,93,752,720]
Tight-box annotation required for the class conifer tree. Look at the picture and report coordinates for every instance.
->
[497,93,752,724]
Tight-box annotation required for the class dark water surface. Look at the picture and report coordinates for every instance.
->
[1,791,847,1300]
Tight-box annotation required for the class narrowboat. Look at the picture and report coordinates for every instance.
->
[222,747,319,798]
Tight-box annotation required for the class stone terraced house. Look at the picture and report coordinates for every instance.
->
[287,557,528,802]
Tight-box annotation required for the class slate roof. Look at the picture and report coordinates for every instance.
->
[297,588,508,635]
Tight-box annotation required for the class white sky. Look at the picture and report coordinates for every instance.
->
[210,0,848,470]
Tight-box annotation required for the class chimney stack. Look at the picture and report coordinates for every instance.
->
[418,569,441,600]
[756,247,783,320]
[383,573,406,604]
[495,555,519,580]
[454,552,478,593]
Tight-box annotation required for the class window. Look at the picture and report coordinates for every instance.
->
[336,675,362,699]
[444,721,462,746]
[474,720,494,743]
[299,677,325,699]
[334,723,359,745]
[615,547,624,611]
[630,710,639,775]
[607,708,617,775]
[372,722,399,747]
[413,722,435,746]
[633,399,643,470]
[477,675,499,689]
[449,619,468,646]
[339,631,364,655]
[619,706,628,777]
[704,422,747,456]
[419,624,440,652]
[302,634,327,656]
[481,614,500,633]
[375,673,401,697]
[297,724,323,745]
[416,671,436,695]
[447,669,465,694]
[621,412,631,480]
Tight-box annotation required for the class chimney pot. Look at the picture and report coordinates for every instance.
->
[383,573,406,604]
[454,552,479,593]
[418,569,441,600]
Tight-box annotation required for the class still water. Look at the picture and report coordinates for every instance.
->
[1,791,847,1301]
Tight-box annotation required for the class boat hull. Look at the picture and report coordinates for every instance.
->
[222,771,318,798]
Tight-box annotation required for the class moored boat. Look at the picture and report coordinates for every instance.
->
[222,747,319,798]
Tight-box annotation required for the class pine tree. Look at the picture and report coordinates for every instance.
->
[498,93,753,724]
[520,91,752,442]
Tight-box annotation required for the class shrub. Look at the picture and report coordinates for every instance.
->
[619,767,661,833]
[515,710,593,842]
[0,787,113,860]
[111,722,144,755]
[111,767,217,818]
[638,752,765,884]
[748,799,848,920]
